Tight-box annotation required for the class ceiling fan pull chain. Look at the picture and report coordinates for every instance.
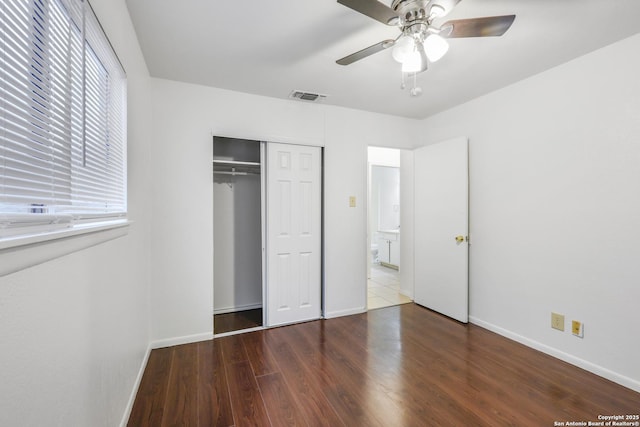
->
[410,72,423,97]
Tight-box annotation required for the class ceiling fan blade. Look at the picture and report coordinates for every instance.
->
[336,39,395,65]
[337,0,398,25]
[440,15,515,38]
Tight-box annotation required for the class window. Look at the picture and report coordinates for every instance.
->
[0,0,126,240]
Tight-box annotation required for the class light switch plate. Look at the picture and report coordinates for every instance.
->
[349,196,356,208]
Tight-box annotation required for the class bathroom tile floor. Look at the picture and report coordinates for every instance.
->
[368,264,412,310]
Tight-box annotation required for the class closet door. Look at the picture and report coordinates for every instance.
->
[266,143,322,327]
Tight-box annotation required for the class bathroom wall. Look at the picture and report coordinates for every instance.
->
[374,166,401,231]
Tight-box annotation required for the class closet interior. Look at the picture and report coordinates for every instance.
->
[213,136,264,334]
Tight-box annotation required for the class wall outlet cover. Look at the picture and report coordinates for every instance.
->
[551,312,565,331]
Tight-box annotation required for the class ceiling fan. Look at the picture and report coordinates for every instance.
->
[336,0,515,94]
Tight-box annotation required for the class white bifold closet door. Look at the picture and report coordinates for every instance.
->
[266,143,322,327]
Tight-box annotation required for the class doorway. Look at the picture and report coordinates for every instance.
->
[367,147,412,310]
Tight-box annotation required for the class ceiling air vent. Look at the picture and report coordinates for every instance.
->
[288,90,327,103]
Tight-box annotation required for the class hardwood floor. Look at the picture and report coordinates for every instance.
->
[214,309,263,335]
[129,304,640,426]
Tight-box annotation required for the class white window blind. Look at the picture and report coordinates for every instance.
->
[1,0,126,238]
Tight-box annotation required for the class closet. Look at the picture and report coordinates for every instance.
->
[213,136,322,334]
[213,137,263,334]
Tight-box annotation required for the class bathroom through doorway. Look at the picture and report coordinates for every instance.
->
[367,147,412,310]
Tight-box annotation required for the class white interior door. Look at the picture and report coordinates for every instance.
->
[414,137,469,323]
[266,143,322,327]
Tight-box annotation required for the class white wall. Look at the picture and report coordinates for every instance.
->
[149,78,418,342]
[0,1,153,426]
[213,175,263,313]
[399,150,415,298]
[419,34,640,391]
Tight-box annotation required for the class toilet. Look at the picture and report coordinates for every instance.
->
[371,243,379,264]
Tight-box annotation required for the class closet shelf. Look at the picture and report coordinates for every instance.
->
[213,158,261,177]
[213,159,260,166]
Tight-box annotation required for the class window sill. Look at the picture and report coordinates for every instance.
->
[0,219,130,277]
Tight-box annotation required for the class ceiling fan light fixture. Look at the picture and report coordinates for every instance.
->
[401,41,428,73]
[335,0,515,96]
[401,53,419,72]
[391,35,415,63]
[424,33,449,62]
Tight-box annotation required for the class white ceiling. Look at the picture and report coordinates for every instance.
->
[125,0,640,119]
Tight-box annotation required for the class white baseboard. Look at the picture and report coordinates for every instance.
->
[469,316,640,393]
[324,306,366,319]
[119,343,152,427]
[214,326,265,338]
[150,332,214,349]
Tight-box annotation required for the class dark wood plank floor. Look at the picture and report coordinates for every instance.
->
[128,304,640,426]
[214,309,263,335]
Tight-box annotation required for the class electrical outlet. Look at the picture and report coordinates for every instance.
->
[551,312,565,331]
[572,320,584,338]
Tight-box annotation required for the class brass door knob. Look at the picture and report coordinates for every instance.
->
[455,235,465,243]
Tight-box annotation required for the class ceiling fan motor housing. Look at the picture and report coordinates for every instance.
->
[391,0,459,23]
[390,0,434,43]
[391,0,430,23]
